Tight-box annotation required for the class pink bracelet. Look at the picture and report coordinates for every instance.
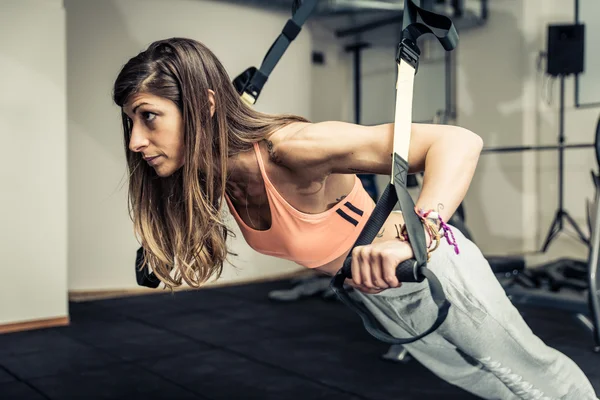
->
[415,208,460,255]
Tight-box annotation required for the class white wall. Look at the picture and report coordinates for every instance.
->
[0,0,68,324]
[459,0,597,260]
[576,0,600,106]
[65,0,312,291]
[456,0,532,254]
[309,21,353,124]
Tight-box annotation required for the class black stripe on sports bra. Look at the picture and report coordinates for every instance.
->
[344,201,364,217]
[336,209,359,226]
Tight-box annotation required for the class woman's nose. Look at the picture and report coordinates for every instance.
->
[128,124,148,153]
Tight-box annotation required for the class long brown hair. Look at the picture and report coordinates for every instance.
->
[113,38,308,289]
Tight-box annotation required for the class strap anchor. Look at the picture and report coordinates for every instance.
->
[232,0,318,105]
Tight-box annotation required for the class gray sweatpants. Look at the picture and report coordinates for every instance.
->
[354,226,598,399]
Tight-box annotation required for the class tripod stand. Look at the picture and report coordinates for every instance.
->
[541,74,590,251]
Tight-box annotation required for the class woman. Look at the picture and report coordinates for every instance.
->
[113,38,597,399]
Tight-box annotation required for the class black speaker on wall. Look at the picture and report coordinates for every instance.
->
[547,23,585,76]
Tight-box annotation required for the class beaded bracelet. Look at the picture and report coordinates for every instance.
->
[397,207,460,258]
[396,219,441,261]
[418,207,460,255]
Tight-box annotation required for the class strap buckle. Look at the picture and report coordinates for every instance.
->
[396,38,420,70]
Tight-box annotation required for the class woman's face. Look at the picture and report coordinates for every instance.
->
[123,92,184,178]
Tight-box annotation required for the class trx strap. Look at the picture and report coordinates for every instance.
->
[136,0,318,289]
[232,0,319,105]
[329,0,458,345]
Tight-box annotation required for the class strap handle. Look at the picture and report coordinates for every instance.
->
[329,0,458,345]
[135,246,160,288]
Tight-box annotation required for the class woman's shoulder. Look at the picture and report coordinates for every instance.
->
[264,121,334,173]
[260,122,331,185]
[263,121,311,168]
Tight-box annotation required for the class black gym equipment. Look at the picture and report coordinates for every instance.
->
[482,143,594,154]
[135,246,160,288]
[540,71,590,251]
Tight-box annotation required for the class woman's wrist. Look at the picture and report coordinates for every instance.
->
[396,207,460,258]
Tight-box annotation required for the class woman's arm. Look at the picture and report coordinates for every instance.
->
[411,125,483,223]
[274,121,484,222]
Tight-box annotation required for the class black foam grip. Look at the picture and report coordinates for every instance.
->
[342,256,424,283]
[135,247,161,289]
[396,259,424,282]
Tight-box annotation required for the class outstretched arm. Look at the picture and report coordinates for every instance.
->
[274,121,484,222]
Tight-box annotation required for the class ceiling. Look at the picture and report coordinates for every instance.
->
[211,0,488,48]
[213,0,405,15]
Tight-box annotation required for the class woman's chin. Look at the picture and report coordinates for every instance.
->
[153,165,170,178]
[154,164,183,178]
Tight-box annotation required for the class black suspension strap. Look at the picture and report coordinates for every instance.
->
[232,0,319,105]
[330,0,458,345]
[135,0,318,289]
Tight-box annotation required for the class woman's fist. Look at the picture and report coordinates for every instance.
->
[349,239,414,293]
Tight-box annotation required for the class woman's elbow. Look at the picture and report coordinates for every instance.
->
[459,128,484,156]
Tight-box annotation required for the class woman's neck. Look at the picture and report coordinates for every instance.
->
[225,145,266,204]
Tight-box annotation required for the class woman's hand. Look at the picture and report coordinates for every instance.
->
[349,239,415,294]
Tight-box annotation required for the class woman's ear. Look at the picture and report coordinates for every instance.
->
[208,89,216,117]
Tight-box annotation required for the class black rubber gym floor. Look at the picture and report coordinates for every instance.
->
[1,278,599,400]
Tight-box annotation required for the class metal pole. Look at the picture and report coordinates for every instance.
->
[559,75,565,225]
[482,143,594,154]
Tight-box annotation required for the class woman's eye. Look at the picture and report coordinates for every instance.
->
[142,112,157,123]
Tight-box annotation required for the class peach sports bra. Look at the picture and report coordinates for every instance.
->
[224,142,376,268]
